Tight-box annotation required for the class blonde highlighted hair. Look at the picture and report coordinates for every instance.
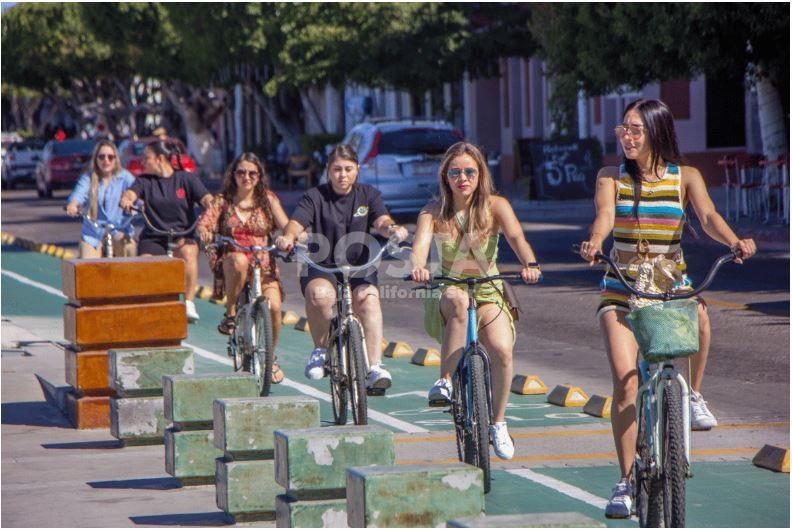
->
[88,140,122,219]
[437,142,495,241]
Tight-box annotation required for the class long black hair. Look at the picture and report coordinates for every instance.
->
[622,99,685,216]
[146,139,185,171]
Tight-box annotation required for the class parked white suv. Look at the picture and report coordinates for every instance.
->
[2,139,45,189]
[342,119,463,215]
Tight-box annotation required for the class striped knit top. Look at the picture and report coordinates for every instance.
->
[613,163,686,256]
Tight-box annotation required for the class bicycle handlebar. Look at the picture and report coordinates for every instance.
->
[572,243,741,300]
[289,236,404,275]
[205,236,278,255]
[65,207,138,233]
[130,205,200,238]
[407,271,540,291]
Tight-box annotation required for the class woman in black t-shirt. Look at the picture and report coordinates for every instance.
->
[276,144,408,395]
[120,139,212,323]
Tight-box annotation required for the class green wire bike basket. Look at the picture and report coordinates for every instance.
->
[626,299,700,362]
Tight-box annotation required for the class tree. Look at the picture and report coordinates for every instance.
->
[531,3,788,160]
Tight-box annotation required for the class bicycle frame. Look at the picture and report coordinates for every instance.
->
[77,211,137,258]
[134,205,200,258]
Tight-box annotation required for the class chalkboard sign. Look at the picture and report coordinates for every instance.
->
[515,139,601,200]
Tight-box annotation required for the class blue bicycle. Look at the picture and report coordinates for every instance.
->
[413,271,537,494]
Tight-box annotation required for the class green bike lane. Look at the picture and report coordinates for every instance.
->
[2,245,789,527]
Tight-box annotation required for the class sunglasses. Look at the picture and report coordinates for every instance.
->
[234,169,260,179]
[614,124,645,139]
[447,167,478,179]
[97,153,116,161]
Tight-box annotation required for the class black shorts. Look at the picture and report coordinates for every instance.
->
[138,235,196,256]
[299,267,378,296]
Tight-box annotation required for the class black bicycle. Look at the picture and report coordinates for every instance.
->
[575,244,743,527]
[132,205,201,258]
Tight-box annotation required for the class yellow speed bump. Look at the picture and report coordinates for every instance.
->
[63,250,76,260]
[752,445,790,473]
[583,395,612,418]
[411,347,441,366]
[195,286,212,300]
[281,310,300,325]
[384,341,414,359]
[548,384,589,407]
[381,338,389,352]
[294,317,311,332]
[510,374,548,395]
[54,247,66,258]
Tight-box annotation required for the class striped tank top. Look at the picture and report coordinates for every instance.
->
[613,163,686,256]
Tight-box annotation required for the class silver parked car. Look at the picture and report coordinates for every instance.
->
[1,139,46,189]
[342,119,463,215]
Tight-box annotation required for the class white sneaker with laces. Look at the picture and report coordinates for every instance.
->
[428,378,452,406]
[690,390,718,430]
[366,363,392,395]
[185,300,200,323]
[304,347,328,380]
[605,478,632,519]
[489,422,514,460]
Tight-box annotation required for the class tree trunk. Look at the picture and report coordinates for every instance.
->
[300,88,328,135]
[756,72,788,162]
[248,85,304,155]
[163,83,227,178]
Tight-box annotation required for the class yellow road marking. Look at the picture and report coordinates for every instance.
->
[396,448,759,466]
[706,298,749,310]
[394,422,787,444]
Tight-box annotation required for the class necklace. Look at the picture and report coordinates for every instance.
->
[640,165,667,195]
[234,201,255,212]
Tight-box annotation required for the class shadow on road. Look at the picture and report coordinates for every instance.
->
[1,401,71,428]
[129,512,234,526]
[88,477,182,490]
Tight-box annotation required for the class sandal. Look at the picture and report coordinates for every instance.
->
[218,314,236,335]
[271,361,285,384]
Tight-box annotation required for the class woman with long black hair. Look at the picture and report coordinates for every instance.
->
[120,139,212,322]
[578,99,756,518]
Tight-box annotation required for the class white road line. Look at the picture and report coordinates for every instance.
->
[0,268,428,434]
[184,341,428,434]
[1,269,67,299]
[504,468,608,510]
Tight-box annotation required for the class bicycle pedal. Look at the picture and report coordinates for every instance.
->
[366,387,386,397]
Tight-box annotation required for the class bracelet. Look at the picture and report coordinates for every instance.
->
[526,262,541,268]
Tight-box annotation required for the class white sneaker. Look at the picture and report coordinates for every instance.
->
[428,378,452,406]
[605,478,632,519]
[489,422,514,460]
[690,390,718,430]
[366,364,392,395]
[304,348,328,380]
[185,300,200,323]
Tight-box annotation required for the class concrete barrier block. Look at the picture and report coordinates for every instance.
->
[583,395,612,418]
[346,463,484,528]
[547,384,589,407]
[165,428,223,483]
[110,346,194,396]
[163,373,258,424]
[216,458,282,515]
[110,396,166,444]
[510,374,548,395]
[276,494,348,528]
[61,256,185,302]
[410,347,441,366]
[753,445,790,473]
[448,512,606,527]
[274,425,394,494]
[63,301,187,350]
[214,396,320,458]
[64,348,112,394]
[65,392,111,429]
[383,341,414,359]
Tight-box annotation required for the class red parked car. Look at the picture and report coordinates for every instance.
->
[35,139,95,198]
[117,136,199,177]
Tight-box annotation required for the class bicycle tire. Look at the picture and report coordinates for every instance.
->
[328,320,348,425]
[346,318,368,425]
[452,369,466,463]
[463,351,491,494]
[635,397,662,527]
[237,305,252,372]
[661,379,686,528]
[252,298,274,397]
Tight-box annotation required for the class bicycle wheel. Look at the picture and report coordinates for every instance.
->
[238,305,253,372]
[451,369,466,463]
[635,396,662,527]
[346,318,368,425]
[252,298,274,397]
[661,379,686,528]
[463,350,491,494]
[328,320,348,425]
